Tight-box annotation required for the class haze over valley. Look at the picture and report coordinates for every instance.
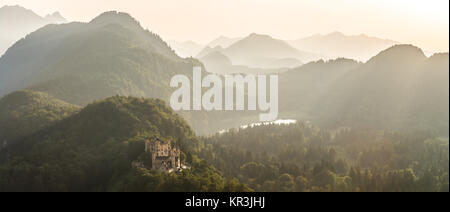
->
[0,2,448,192]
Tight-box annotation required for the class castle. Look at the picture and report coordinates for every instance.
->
[144,138,181,172]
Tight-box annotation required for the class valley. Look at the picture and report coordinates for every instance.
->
[0,4,448,192]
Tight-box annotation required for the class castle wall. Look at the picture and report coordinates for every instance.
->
[146,138,181,172]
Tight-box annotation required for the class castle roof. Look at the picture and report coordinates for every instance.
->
[154,137,170,145]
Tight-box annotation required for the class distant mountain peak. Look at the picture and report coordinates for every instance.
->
[201,50,232,66]
[46,11,63,18]
[91,11,134,21]
[246,33,274,40]
[196,45,225,58]
[359,33,369,37]
[368,44,426,62]
[207,36,242,48]
[0,5,66,22]
[229,33,291,49]
[44,11,66,23]
[360,44,430,70]
[290,31,399,62]
[0,5,41,19]
[0,5,68,55]
[328,31,345,36]
[167,40,203,58]
[230,33,298,53]
[181,40,200,45]
[0,5,30,11]
[89,11,142,29]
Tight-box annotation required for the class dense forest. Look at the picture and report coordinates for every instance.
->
[2,92,447,192]
[279,48,449,136]
[0,10,448,192]
[0,90,80,149]
[0,95,250,192]
[198,123,449,192]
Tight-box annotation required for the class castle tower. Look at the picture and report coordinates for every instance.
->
[145,138,181,172]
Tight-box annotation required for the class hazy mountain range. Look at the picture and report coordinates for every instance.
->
[199,50,288,75]
[167,40,203,58]
[0,10,234,135]
[0,6,448,192]
[279,45,449,135]
[0,5,66,56]
[219,33,316,68]
[0,6,419,72]
[170,32,400,71]
[0,11,196,102]
[206,36,242,48]
[197,33,315,72]
[0,8,448,136]
[287,31,399,62]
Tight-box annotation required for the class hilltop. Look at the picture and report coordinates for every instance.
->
[0,5,66,55]
[0,11,200,103]
[0,90,79,147]
[0,96,251,192]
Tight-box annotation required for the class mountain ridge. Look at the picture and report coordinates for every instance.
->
[0,11,195,102]
[289,31,399,62]
[0,5,67,55]
[0,90,79,148]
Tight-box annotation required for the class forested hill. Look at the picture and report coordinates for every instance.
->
[1,11,447,137]
[0,11,202,105]
[0,90,79,147]
[0,11,230,134]
[0,96,251,192]
[279,45,449,136]
[199,123,449,192]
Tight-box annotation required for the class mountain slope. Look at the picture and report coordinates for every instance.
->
[167,40,203,58]
[196,45,225,58]
[221,33,316,68]
[0,96,251,192]
[0,11,265,135]
[200,51,232,73]
[279,58,360,116]
[277,45,449,135]
[206,36,241,48]
[0,5,66,55]
[0,11,201,105]
[311,45,449,134]
[200,51,287,74]
[0,90,79,149]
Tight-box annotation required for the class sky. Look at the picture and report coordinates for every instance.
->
[1,0,449,52]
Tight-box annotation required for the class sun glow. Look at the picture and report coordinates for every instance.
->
[1,0,448,52]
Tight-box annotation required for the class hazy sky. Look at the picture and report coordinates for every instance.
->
[1,0,449,52]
